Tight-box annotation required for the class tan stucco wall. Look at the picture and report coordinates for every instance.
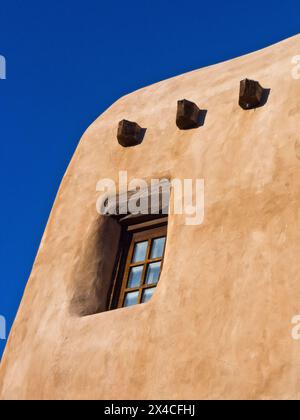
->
[1,35,300,400]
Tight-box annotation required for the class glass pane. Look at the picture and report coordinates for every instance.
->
[127,266,143,288]
[150,237,166,259]
[142,287,156,304]
[124,291,139,307]
[145,262,161,285]
[132,241,148,263]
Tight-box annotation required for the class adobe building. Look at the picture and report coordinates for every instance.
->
[1,35,300,400]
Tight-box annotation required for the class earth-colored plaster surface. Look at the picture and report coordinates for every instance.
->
[1,35,300,400]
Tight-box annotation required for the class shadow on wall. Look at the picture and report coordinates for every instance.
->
[69,216,121,317]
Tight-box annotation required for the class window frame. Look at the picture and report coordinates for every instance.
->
[108,217,168,310]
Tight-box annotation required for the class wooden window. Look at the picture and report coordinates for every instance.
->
[109,217,167,309]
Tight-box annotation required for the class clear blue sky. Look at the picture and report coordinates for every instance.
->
[0,0,299,358]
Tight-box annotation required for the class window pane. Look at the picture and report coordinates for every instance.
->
[124,291,139,307]
[150,237,166,259]
[145,262,161,285]
[127,266,143,289]
[132,241,148,263]
[142,287,156,304]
